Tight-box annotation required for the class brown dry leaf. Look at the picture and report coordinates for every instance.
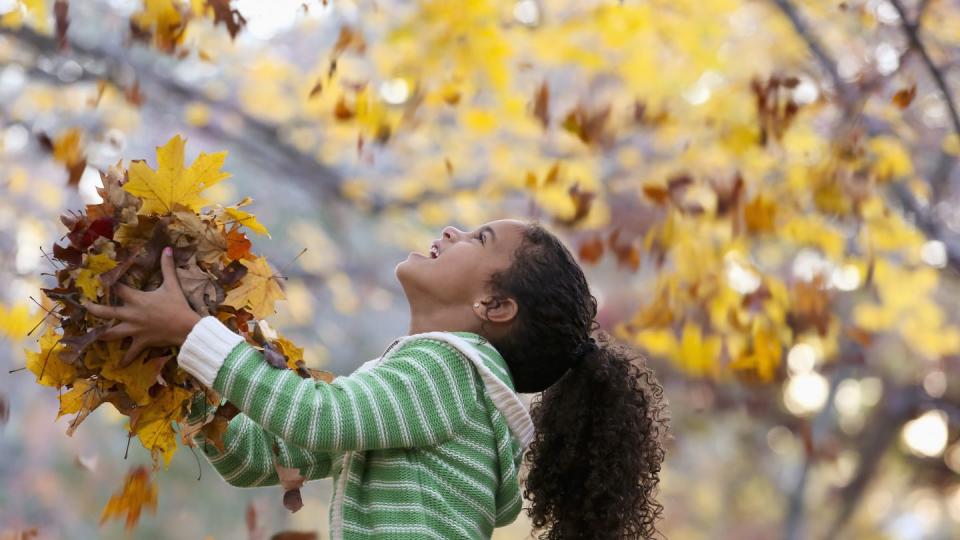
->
[304,368,335,383]
[578,236,604,264]
[175,254,221,316]
[272,447,306,513]
[608,229,641,271]
[532,81,549,128]
[54,0,69,51]
[892,84,916,109]
[206,0,247,39]
[99,466,158,530]
[333,25,366,56]
[199,414,230,452]
[169,208,228,265]
[0,394,8,427]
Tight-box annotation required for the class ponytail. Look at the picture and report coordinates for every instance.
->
[521,332,671,539]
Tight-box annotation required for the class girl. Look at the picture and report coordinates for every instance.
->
[84,219,671,539]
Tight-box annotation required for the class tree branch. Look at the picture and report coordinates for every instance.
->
[769,0,857,109]
[0,24,355,208]
[889,0,960,199]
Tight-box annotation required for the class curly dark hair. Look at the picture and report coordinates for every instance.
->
[478,221,672,539]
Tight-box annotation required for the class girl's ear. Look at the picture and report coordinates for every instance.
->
[475,296,518,324]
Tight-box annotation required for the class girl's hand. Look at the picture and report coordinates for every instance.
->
[83,246,202,366]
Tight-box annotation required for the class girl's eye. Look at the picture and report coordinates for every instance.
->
[476,233,485,245]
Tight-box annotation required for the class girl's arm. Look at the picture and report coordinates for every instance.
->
[185,391,333,488]
[177,316,485,453]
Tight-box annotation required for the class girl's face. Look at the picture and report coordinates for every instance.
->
[396,219,527,327]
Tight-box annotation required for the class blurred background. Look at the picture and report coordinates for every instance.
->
[2,0,960,538]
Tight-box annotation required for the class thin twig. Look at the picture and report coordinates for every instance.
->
[769,0,857,109]
[889,0,960,197]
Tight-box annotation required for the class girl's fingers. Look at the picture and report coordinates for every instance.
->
[114,283,140,304]
[160,247,181,292]
[121,337,148,367]
[83,300,127,320]
[100,321,135,341]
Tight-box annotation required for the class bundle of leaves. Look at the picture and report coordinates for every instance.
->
[25,134,331,478]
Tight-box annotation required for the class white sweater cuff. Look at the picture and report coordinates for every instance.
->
[177,316,245,388]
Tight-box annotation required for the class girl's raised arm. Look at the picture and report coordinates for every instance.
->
[177,316,485,453]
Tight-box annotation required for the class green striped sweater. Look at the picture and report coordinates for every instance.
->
[177,316,535,539]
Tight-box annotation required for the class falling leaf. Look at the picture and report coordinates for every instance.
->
[272,445,306,513]
[0,394,8,427]
[48,128,87,187]
[129,0,188,54]
[744,194,777,234]
[728,324,782,383]
[206,0,247,39]
[99,466,158,530]
[54,0,69,50]
[532,81,549,127]
[578,236,604,264]
[892,84,916,109]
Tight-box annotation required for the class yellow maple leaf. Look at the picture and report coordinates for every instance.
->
[52,128,83,165]
[58,378,114,436]
[728,323,782,383]
[58,378,98,418]
[129,384,193,469]
[676,322,723,379]
[222,256,286,319]
[632,321,723,379]
[124,134,231,215]
[98,340,162,406]
[223,206,271,238]
[100,466,158,530]
[130,0,187,53]
[75,252,119,300]
[24,327,77,388]
[275,335,305,369]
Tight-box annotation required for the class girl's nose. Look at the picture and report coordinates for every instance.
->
[441,226,461,242]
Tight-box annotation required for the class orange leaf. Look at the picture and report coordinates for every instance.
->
[225,225,252,260]
[100,466,158,530]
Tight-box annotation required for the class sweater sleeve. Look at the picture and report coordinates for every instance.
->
[177,316,485,452]
[184,392,333,488]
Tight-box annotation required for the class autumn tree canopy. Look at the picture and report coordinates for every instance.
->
[2,0,960,538]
